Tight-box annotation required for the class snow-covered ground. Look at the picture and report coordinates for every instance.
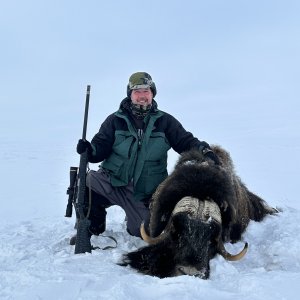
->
[1,1,300,299]
[1,198,300,299]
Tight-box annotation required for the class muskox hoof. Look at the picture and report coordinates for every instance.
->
[69,235,76,245]
[176,266,209,279]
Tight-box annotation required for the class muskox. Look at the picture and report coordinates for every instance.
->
[120,146,277,279]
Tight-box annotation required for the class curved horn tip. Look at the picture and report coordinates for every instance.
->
[140,223,155,244]
[219,241,249,261]
[140,223,149,241]
[140,223,168,245]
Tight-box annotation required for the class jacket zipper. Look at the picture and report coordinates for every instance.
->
[137,129,144,149]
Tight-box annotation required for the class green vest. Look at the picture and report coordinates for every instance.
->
[101,110,171,201]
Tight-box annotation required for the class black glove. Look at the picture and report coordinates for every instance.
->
[76,139,93,155]
[203,148,220,165]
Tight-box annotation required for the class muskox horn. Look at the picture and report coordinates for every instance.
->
[140,223,169,244]
[218,241,248,261]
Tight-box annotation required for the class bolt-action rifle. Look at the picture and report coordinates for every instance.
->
[65,85,92,254]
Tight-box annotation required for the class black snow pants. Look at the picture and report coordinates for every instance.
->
[85,168,150,237]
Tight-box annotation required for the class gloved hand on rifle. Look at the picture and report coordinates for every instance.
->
[77,139,93,155]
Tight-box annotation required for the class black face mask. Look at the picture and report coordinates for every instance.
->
[130,103,152,119]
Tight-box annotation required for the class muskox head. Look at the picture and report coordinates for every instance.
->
[138,196,247,279]
[120,146,275,279]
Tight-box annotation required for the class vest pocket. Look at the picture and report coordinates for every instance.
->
[102,153,124,177]
[147,163,167,175]
[114,132,136,159]
[145,171,167,195]
[138,161,168,196]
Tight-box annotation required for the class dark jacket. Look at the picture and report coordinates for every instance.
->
[89,98,208,201]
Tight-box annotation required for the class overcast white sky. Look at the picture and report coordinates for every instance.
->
[0,0,299,214]
[1,0,299,117]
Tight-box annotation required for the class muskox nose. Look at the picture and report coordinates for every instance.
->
[176,265,209,279]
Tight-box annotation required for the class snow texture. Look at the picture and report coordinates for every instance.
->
[1,1,300,299]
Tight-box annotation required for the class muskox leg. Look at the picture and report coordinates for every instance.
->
[175,265,210,279]
[119,241,176,278]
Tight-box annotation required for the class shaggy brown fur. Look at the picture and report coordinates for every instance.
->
[149,145,276,242]
[120,145,277,278]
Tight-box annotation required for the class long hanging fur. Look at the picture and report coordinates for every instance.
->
[149,146,276,242]
[120,145,277,278]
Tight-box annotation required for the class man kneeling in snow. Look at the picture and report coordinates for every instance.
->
[71,71,218,244]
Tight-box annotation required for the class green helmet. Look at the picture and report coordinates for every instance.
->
[126,72,157,97]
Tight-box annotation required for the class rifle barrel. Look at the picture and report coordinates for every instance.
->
[82,85,90,140]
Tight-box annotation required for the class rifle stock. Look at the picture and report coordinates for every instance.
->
[74,85,92,254]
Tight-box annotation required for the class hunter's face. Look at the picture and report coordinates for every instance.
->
[131,88,153,106]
